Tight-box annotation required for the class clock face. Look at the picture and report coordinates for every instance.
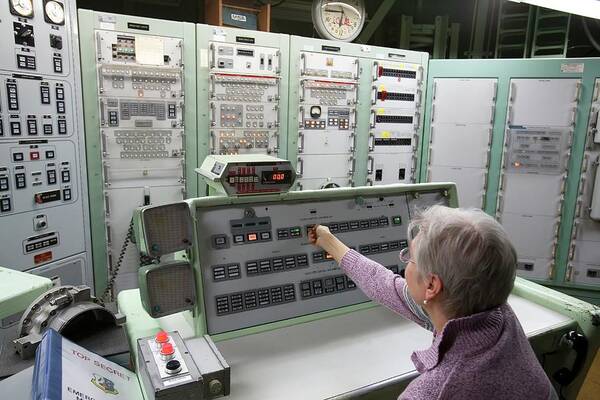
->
[313,0,366,42]
[45,1,65,25]
[10,0,34,17]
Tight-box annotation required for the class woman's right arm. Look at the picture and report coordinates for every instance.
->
[310,226,433,331]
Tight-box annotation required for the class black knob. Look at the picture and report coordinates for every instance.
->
[165,359,181,374]
[50,35,62,50]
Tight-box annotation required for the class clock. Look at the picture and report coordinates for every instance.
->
[9,0,34,18]
[44,0,65,25]
[312,0,366,42]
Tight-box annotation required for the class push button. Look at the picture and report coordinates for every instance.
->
[13,152,24,162]
[247,233,257,241]
[260,231,271,240]
[0,198,11,212]
[233,234,244,243]
[45,150,55,159]
[62,188,71,201]
[30,151,39,160]
[0,177,8,191]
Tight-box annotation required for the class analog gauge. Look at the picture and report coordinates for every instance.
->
[9,0,34,18]
[312,0,366,42]
[44,0,65,25]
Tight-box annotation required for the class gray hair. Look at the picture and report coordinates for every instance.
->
[407,205,517,318]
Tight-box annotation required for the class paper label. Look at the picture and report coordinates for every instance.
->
[135,36,165,65]
[561,63,584,73]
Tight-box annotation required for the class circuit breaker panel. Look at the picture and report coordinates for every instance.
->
[79,10,196,294]
[426,78,497,208]
[287,37,428,191]
[198,25,288,158]
[497,78,580,280]
[368,60,424,185]
[568,79,600,286]
[0,0,90,285]
[295,50,358,190]
[193,187,451,335]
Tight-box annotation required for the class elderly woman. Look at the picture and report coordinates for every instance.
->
[309,205,557,400]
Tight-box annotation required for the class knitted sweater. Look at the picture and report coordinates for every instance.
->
[340,249,557,400]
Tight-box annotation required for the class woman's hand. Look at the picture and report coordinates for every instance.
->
[308,224,331,248]
[308,224,350,263]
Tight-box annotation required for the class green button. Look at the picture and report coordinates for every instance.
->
[392,216,402,225]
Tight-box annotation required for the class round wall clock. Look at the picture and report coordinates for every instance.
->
[312,0,366,42]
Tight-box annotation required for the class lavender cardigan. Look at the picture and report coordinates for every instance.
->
[340,250,558,400]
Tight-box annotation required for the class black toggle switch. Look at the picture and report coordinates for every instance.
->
[50,34,63,50]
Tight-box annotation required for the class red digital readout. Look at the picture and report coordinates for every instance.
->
[271,173,286,181]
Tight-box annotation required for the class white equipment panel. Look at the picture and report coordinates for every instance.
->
[296,51,358,190]
[568,79,600,286]
[368,61,424,186]
[94,29,186,293]
[0,0,90,285]
[498,78,580,280]
[427,78,496,208]
[208,40,282,155]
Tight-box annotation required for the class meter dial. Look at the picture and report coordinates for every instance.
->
[312,0,366,42]
[44,1,65,25]
[10,0,34,18]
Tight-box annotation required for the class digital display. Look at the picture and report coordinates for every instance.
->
[261,170,292,185]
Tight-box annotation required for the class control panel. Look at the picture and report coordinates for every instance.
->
[568,78,600,286]
[89,16,189,294]
[194,187,450,335]
[0,0,90,284]
[368,60,423,185]
[497,78,580,280]
[197,155,295,196]
[296,50,358,190]
[207,33,283,156]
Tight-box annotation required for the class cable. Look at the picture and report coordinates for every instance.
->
[101,219,135,303]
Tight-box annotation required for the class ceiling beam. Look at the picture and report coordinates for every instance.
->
[356,0,398,44]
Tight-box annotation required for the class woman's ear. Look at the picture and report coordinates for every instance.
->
[425,274,443,301]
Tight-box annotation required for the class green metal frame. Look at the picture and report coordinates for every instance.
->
[195,24,291,196]
[286,36,429,187]
[420,58,600,302]
[78,10,198,296]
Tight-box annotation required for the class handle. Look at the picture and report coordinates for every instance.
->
[371,85,378,105]
[367,156,374,174]
[104,192,111,216]
[366,178,373,186]
[297,182,303,191]
[571,107,577,127]
[431,104,435,123]
[101,131,109,157]
[209,43,215,69]
[426,168,431,182]
[210,103,216,126]
[574,81,582,102]
[372,61,379,81]
[210,131,216,154]
[594,81,600,102]
[298,106,304,128]
[99,100,106,126]
[489,104,496,124]
[353,58,359,80]
[350,133,356,153]
[492,81,498,100]
[275,50,281,74]
[416,88,423,106]
[509,81,516,103]
[300,53,306,76]
[413,111,421,130]
[429,126,435,144]
[274,104,280,127]
[102,162,110,186]
[368,131,375,151]
[348,156,356,176]
[298,132,305,153]
[432,81,437,100]
[507,106,514,125]
[106,224,112,246]
[299,80,306,103]
[496,193,504,213]
[369,109,376,128]
[297,157,304,176]
[209,75,216,98]
[351,108,357,128]
[487,127,493,146]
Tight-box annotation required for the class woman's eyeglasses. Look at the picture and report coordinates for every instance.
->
[399,247,413,264]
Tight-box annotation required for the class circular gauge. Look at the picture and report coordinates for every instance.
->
[10,0,34,18]
[312,0,366,42]
[45,1,65,25]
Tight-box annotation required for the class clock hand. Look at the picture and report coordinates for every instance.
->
[339,9,344,27]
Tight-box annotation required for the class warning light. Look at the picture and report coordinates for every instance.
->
[247,233,258,241]
[514,162,521,167]
[325,252,333,260]
[155,331,169,344]
[160,343,174,356]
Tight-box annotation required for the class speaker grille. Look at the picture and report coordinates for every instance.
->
[143,202,193,257]
[147,261,195,318]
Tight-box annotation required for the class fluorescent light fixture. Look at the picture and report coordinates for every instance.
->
[509,0,600,19]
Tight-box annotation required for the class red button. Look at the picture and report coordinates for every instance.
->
[247,233,257,241]
[160,343,174,356]
[30,151,39,160]
[155,331,169,344]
